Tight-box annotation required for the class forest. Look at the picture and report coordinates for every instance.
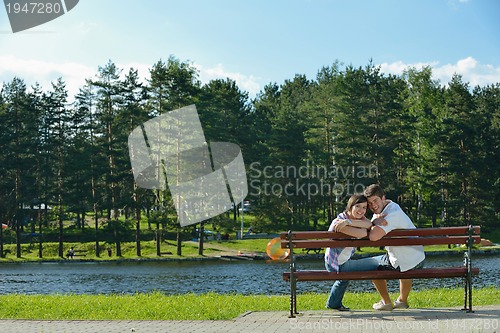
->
[1,56,499,258]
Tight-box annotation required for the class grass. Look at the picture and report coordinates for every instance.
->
[0,287,498,320]
[0,239,233,261]
[1,237,499,262]
[209,238,273,253]
[0,237,279,261]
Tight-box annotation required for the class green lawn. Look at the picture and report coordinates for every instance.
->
[1,236,498,262]
[0,287,497,320]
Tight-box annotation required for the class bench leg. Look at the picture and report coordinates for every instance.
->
[462,276,474,313]
[468,273,473,313]
[293,278,298,315]
[289,278,297,318]
[462,276,468,311]
[465,225,474,313]
[462,244,474,313]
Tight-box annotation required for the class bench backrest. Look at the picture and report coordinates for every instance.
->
[280,226,480,249]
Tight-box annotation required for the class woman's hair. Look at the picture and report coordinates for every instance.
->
[345,193,367,213]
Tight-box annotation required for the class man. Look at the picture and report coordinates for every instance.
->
[364,184,425,311]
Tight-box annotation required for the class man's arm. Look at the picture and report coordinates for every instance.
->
[369,225,387,241]
[371,213,388,226]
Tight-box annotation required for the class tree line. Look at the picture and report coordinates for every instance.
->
[1,56,499,258]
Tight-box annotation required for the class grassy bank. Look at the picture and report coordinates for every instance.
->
[1,237,498,262]
[0,238,275,261]
[0,287,498,320]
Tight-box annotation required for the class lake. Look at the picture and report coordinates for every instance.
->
[0,254,498,295]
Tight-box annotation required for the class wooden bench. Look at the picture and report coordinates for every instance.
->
[280,225,480,318]
[302,248,322,255]
[67,249,87,258]
[74,250,87,257]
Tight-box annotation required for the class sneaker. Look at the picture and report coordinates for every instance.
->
[373,301,393,311]
[393,299,409,309]
[327,305,351,311]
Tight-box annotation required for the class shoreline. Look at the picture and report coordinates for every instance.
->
[0,247,498,264]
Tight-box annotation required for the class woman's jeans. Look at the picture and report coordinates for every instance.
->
[325,256,381,309]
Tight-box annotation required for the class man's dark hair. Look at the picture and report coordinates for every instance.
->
[364,184,385,198]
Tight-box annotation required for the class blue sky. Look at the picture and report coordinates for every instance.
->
[1,0,499,99]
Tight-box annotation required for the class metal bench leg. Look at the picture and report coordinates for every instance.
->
[467,271,473,313]
[287,230,298,318]
[289,278,295,318]
[466,225,474,313]
[288,275,299,318]
[462,276,468,311]
[462,225,474,313]
[292,278,297,317]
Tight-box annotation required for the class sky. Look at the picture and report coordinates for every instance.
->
[1,0,499,100]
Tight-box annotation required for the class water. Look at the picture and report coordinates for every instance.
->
[0,255,498,295]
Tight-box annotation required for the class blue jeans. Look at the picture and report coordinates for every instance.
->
[375,253,425,271]
[325,256,381,309]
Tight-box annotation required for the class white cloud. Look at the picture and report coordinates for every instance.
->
[0,55,95,100]
[0,57,154,101]
[379,57,500,88]
[196,63,261,97]
[2,55,498,103]
[447,0,469,9]
[0,56,262,100]
[379,60,439,75]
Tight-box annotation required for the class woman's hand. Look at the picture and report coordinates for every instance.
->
[333,219,351,232]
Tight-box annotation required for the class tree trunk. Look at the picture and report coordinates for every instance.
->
[198,222,204,256]
[156,221,161,256]
[176,225,182,256]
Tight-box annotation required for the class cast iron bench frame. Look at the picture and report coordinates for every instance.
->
[280,225,480,318]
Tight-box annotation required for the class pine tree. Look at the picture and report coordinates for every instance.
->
[117,67,149,256]
[92,60,125,256]
[74,79,102,256]
[0,78,39,257]
[146,56,201,255]
[44,78,70,257]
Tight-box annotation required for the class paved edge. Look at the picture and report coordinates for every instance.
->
[0,306,499,333]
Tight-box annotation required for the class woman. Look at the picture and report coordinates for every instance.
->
[324,193,382,311]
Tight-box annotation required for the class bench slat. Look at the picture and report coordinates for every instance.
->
[282,235,480,249]
[280,226,480,240]
[283,267,479,282]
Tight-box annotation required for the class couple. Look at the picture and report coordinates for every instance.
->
[324,184,425,311]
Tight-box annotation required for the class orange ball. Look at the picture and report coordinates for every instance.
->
[266,237,289,260]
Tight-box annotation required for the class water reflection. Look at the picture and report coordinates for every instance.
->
[0,255,498,295]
